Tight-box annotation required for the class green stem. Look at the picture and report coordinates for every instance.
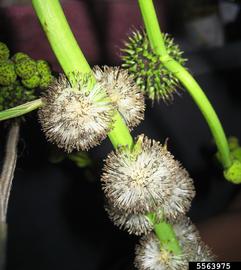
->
[138,0,231,169]
[138,0,166,55]
[147,213,182,254]
[108,113,133,149]
[32,0,133,149]
[32,0,179,256]
[0,99,43,121]
[32,0,91,81]
[161,56,231,168]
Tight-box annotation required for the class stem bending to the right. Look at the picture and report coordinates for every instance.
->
[138,0,232,169]
[162,56,231,169]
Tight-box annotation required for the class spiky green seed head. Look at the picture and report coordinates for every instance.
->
[21,73,41,89]
[0,82,35,110]
[122,30,186,101]
[15,57,37,79]
[224,160,241,184]
[0,60,17,86]
[39,73,54,89]
[37,60,51,75]
[0,42,10,60]
[11,52,30,63]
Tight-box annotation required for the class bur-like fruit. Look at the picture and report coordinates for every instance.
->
[134,218,215,269]
[94,66,145,129]
[122,30,186,101]
[39,73,114,152]
[135,233,188,270]
[101,135,195,217]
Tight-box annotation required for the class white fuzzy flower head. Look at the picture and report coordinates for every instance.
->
[135,233,188,270]
[94,66,145,129]
[101,135,195,217]
[135,218,215,269]
[39,73,114,152]
[101,135,176,214]
[105,204,153,236]
[161,167,195,220]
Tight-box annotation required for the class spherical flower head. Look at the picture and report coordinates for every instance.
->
[94,66,145,129]
[0,42,10,60]
[135,233,188,270]
[39,73,115,153]
[101,135,189,214]
[15,57,37,79]
[0,60,17,86]
[105,204,153,236]
[122,30,186,102]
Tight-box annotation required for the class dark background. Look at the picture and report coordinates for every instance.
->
[0,0,241,269]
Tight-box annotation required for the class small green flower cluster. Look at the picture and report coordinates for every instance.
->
[0,41,53,110]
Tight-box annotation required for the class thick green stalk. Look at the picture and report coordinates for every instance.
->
[32,0,180,256]
[108,113,133,149]
[32,0,133,149]
[138,0,231,169]
[138,0,166,55]
[147,213,182,254]
[32,0,90,79]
